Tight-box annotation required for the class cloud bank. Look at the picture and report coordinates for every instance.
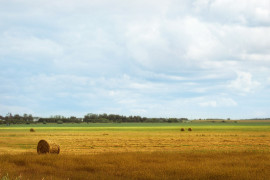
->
[0,0,270,118]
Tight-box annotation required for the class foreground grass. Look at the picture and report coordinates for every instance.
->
[0,152,269,180]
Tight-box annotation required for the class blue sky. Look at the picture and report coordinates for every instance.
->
[0,0,270,119]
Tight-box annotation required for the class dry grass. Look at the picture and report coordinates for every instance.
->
[0,131,269,155]
[0,152,269,180]
[0,124,269,179]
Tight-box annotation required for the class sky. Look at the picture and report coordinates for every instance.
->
[0,0,270,119]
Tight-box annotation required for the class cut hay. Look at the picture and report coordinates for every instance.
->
[37,140,60,154]
[180,128,185,131]
[188,128,192,131]
[30,128,35,132]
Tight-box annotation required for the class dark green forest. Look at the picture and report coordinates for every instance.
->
[0,113,188,124]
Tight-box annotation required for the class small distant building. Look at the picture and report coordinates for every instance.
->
[33,117,40,122]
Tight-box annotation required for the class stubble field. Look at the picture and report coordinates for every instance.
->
[0,121,270,179]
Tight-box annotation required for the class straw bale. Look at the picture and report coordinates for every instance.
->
[37,140,60,154]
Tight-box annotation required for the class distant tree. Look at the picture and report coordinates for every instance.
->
[83,113,98,123]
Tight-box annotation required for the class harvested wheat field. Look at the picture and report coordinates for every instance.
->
[0,122,270,179]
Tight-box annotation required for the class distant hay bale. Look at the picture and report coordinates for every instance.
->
[30,128,35,132]
[37,140,60,154]
[180,128,185,131]
[188,128,192,131]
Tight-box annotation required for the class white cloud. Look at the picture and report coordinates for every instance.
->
[0,35,63,59]
[228,72,261,94]
[0,0,270,118]
[199,97,237,107]
[195,0,270,26]
[220,98,238,107]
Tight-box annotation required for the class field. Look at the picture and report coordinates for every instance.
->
[0,121,270,179]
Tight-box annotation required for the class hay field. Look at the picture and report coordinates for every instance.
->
[0,122,270,179]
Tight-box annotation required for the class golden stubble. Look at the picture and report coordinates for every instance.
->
[0,130,269,155]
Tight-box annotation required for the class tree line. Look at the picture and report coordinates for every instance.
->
[0,113,188,124]
[0,113,34,125]
[82,113,188,123]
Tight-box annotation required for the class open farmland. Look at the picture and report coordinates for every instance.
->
[0,121,270,179]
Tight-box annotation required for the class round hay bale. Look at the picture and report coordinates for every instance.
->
[188,128,192,131]
[30,128,35,132]
[180,128,185,131]
[37,140,60,154]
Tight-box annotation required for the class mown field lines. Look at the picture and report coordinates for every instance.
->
[0,127,269,154]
